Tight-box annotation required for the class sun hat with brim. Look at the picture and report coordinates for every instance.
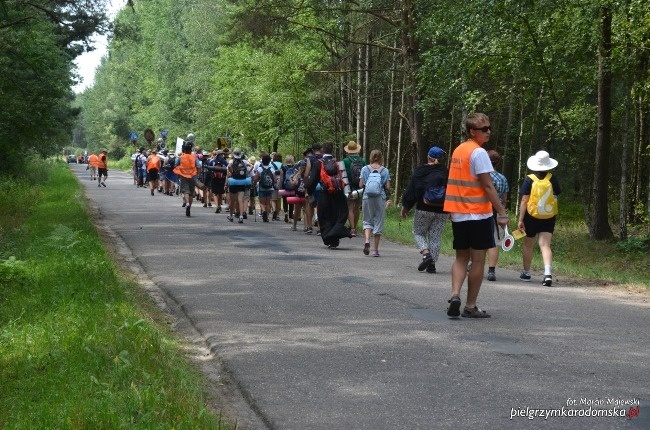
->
[527,150,558,171]
[344,140,361,154]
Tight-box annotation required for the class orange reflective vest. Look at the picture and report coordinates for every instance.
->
[88,154,98,167]
[147,155,161,171]
[443,140,492,214]
[96,154,107,169]
[173,154,197,179]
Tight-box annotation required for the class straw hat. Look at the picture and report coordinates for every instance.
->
[344,140,361,154]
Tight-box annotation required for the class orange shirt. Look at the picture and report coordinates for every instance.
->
[147,155,161,171]
[443,140,492,214]
[88,154,98,167]
[96,154,107,169]
[173,154,197,179]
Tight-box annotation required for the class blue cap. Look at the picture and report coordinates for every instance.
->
[428,146,445,158]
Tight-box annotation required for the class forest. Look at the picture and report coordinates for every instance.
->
[3,0,650,242]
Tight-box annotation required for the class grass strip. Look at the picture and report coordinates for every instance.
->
[381,205,650,288]
[0,161,224,429]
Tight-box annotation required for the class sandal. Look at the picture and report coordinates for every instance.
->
[461,306,491,318]
[447,295,461,317]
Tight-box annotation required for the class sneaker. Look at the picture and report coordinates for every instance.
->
[363,243,370,255]
[238,216,244,224]
[215,207,221,213]
[101,182,106,187]
[305,227,313,234]
[426,263,436,273]
[290,226,297,231]
[487,271,496,282]
[203,203,207,208]
[520,272,531,282]
[284,214,289,223]
[208,202,212,207]
[243,213,247,219]
[418,253,433,271]
[542,275,553,287]
[182,202,187,208]
[185,206,191,217]
[97,184,101,187]
[227,215,234,222]
[350,229,357,237]
[447,296,461,318]
[373,250,380,257]
[151,189,154,196]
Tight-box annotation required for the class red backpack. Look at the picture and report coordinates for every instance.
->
[319,157,344,194]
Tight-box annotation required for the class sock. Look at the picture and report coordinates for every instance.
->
[523,269,531,275]
[544,265,552,276]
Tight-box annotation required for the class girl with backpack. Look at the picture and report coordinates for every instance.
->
[359,149,391,256]
[400,146,448,273]
[254,153,277,222]
[518,150,561,287]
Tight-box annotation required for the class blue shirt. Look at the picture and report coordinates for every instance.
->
[489,171,509,205]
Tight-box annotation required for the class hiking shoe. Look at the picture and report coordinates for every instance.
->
[461,306,491,318]
[227,215,234,222]
[185,206,191,217]
[520,272,531,282]
[426,263,436,273]
[542,275,553,287]
[447,296,461,318]
[487,271,496,282]
[238,216,244,224]
[418,253,433,271]
[363,242,370,255]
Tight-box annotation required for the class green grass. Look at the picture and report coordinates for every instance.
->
[0,161,225,429]
[382,204,650,288]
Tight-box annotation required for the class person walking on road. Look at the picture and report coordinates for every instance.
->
[146,149,161,196]
[87,152,98,181]
[96,149,108,187]
[400,146,448,273]
[173,142,202,217]
[486,150,509,281]
[518,150,561,287]
[359,149,391,257]
[442,113,508,318]
[342,141,366,237]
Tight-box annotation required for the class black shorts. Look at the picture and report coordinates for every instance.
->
[147,169,159,181]
[523,212,556,237]
[229,185,247,194]
[98,168,108,177]
[211,179,226,195]
[451,217,495,250]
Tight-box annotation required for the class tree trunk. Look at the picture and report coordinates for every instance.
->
[401,0,423,168]
[363,37,370,152]
[589,5,614,240]
[619,83,631,240]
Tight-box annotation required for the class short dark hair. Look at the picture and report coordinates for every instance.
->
[322,141,334,154]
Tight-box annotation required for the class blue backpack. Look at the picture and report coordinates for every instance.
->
[364,167,384,197]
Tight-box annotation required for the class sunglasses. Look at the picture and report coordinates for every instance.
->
[472,126,492,132]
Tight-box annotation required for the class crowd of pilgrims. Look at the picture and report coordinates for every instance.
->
[128,136,379,252]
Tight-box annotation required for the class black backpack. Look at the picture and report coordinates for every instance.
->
[259,164,276,189]
[231,158,247,180]
[347,156,364,190]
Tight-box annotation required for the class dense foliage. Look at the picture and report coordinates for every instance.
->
[0,0,108,173]
[9,0,650,239]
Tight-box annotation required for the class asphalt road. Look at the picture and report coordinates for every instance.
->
[71,163,648,430]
